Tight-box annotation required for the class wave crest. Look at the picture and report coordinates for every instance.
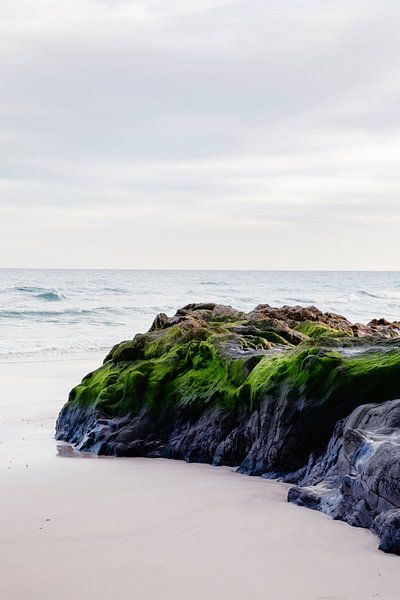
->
[36,291,65,301]
[14,286,65,301]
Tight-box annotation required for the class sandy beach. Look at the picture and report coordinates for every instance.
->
[0,356,399,600]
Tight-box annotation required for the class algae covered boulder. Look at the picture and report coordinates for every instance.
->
[56,302,400,554]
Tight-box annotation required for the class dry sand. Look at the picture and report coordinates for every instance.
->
[0,356,399,600]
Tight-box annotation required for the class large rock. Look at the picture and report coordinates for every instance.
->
[287,399,400,554]
[56,303,400,553]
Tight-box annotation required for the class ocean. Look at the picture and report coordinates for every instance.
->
[1,269,399,361]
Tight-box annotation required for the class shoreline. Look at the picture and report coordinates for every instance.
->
[0,350,106,366]
[1,356,400,599]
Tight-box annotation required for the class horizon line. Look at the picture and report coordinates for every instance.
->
[0,267,399,273]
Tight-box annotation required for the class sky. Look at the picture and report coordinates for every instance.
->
[1,0,399,269]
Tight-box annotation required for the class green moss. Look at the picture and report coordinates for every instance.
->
[258,330,293,345]
[329,349,400,408]
[244,345,400,411]
[143,325,186,359]
[244,348,341,402]
[164,340,245,410]
[69,362,116,407]
[67,314,400,422]
[294,321,351,340]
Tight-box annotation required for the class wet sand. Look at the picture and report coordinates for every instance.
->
[0,357,399,600]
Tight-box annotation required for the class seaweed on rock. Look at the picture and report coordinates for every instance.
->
[56,303,400,554]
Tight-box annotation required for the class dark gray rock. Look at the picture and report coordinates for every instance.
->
[288,399,400,554]
[55,303,400,555]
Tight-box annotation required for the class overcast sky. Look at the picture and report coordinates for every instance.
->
[1,0,399,269]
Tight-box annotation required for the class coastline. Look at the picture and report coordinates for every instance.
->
[1,356,400,599]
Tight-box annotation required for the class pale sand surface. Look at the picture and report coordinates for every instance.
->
[0,357,399,600]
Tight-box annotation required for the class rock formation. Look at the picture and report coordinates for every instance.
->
[288,399,400,554]
[56,303,400,554]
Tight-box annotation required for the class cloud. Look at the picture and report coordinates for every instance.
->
[0,0,399,268]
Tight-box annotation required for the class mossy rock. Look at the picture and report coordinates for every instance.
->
[56,303,400,555]
[65,303,400,420]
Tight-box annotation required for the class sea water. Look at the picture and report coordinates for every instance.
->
[0,269,399,361]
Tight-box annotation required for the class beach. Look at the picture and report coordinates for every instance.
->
[0,356,399,600]
[3,0,400,593]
